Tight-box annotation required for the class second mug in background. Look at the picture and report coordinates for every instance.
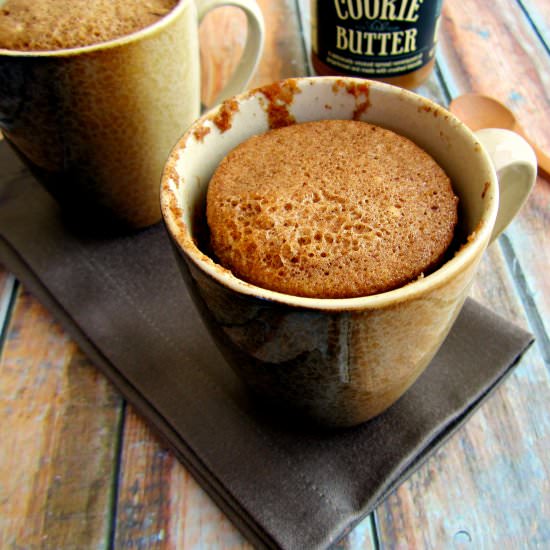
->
[0,0,264,230]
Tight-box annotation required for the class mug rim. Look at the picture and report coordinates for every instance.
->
[161,76,499,311]
[0,0,189,57]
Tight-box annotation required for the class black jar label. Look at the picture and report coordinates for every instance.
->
[312,0,443,78]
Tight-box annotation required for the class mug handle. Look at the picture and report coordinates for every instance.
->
[475,128,537,243]
[196,0,264,105]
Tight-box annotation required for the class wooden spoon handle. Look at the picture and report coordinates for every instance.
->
[532,145,550,180]
[514,125,550,180]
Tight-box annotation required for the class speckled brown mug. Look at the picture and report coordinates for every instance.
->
[161,77,536,427]
[0,0,263,230]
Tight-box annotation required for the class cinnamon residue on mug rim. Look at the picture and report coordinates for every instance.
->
[332,79,371,119]
[257,78,301,129]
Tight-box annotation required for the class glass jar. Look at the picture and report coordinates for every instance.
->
[311,0,443,89]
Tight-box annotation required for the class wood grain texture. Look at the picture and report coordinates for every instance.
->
[114,408,254,549]
[374,1,550,544]
[0,287,122,549]
[439,0,550,151]
[439,0,550,340]
[248,0,307,86]
[521,0,550,49]
[376,245,550,547]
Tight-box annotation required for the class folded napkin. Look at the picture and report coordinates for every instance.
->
[0,141,533,549]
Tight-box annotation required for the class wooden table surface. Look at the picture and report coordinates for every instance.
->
[1,1,549,548]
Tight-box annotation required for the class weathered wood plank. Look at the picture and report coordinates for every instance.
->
[247,0,307,86]
[439,0,550,345]
[520,0,550,49]
[439,0,550,148]
[374,0,550,546]
[0,287,123,549]
[114,408,255,549]
[376,244,550,547]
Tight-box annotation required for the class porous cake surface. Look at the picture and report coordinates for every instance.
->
[206,120,459,299]
[0,0,178,51]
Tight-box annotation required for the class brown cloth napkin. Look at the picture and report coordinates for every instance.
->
[0,140,534,549]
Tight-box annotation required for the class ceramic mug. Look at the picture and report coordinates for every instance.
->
[0,0,264,230]
[161,76,536,427]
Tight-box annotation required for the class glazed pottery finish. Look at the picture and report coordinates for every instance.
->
[161,77,536,427]
[0,0,264,229]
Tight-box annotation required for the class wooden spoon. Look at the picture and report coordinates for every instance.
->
[449,93,549,180]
